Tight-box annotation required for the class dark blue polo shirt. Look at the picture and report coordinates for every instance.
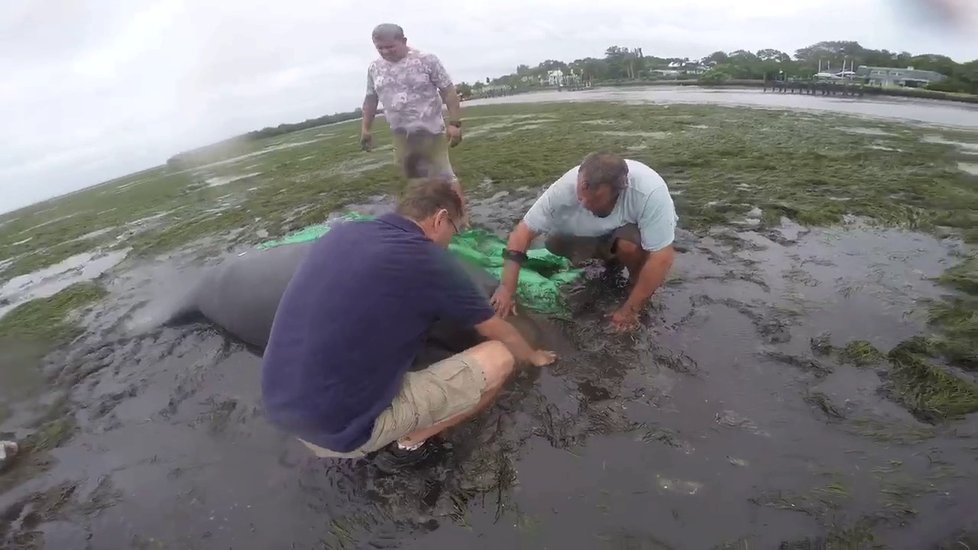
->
[260,213,495,453]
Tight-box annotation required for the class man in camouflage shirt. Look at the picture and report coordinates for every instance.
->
[360,24,463,189]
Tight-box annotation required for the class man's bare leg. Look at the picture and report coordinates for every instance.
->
[545,235,609,267]
[614,238,648,286]
[397,381,504,448]
[397,340,515,448]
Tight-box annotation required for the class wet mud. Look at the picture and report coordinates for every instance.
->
[2,189,977,549]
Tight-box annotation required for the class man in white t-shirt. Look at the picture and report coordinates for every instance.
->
[490,152,678,332]
[360,23,462,189]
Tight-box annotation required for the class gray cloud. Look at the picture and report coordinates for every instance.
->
[1,0,975,213]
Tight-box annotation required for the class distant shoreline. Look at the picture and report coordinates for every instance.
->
[467,79,978,106]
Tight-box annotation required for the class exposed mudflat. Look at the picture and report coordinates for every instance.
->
[0,192,975,549]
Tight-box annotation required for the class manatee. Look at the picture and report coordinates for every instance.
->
[162,240,542,360]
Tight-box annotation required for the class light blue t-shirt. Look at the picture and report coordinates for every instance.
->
[523,159,679,252]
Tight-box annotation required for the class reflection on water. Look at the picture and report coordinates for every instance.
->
[0,249,129,320]
[468,86,978,128]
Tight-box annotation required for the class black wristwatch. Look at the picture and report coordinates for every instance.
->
[502,249,528,265]
[448,120,462,128]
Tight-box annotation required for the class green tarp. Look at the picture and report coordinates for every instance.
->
[256,213,582,315]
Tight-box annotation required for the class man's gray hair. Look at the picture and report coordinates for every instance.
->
[579,152,628,191]
[372,23,405,40]
[395,178,463,224]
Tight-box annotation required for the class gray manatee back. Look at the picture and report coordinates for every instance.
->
[187,241,529,357]
[194,242,315,350]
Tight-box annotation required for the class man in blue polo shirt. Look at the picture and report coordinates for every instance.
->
[260,177,556,460]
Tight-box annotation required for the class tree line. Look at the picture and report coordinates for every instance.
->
[457,40,978,97]
[167,107,370,165]
[246,108,366,139]
[169,39,975,165]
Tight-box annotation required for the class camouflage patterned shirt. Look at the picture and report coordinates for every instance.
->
[366,49,453,135]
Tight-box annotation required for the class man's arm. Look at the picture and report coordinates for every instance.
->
[474,316,538,366]
[361,68,379,150]
[426,53,457,118]
[620,245,675,314]
[426,252,553,366]
[491,175,566,316]
[440,84,461,124]
[498,221,538,296]
[613,185,678,327]
[362,93,378,134]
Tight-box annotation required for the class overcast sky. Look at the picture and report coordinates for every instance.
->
[1,0,975,214]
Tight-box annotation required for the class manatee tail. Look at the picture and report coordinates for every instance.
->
[123,283,202,336]
[160,288,203,326]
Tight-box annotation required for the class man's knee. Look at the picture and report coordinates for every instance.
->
[614,237,641,258]
[433,135,455,179]
[467,340,515,390]
[613,226,644,260]
[614,239,647,273]
[545,235,577,260]
[392,134,407,161]
[611,224,640,248]
[544,235,562,256]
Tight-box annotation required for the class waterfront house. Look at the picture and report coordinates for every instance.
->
[855,65,947,88]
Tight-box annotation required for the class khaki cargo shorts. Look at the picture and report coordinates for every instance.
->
[544,224,642,266]
[392,129,456,180]
[299,351,487,458]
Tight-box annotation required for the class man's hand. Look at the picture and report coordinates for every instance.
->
[359,131,373,152]
[475,315,552,369]
[529,349,557,367]
[446,124,462,147]
[490,286,517,318]
[611,245,675,333]
[608,306,641,332]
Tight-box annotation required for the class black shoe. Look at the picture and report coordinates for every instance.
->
[372,440,441,475]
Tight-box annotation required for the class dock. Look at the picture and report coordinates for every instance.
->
[764,80,867,97]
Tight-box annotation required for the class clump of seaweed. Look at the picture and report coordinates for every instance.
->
[839,340,885,368]
[0,282,106,344]
[750,480,851,518]
[0,282,106,376]
[804,332,978,423]
[882,341,978,422]
[844,417,935,444]
[777,519,882,550]
[804,391,847,421]
[928,303,978,370]
[927,257,978,370]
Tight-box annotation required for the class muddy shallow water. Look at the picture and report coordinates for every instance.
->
[0,250,130,320]
[2,187,976,548]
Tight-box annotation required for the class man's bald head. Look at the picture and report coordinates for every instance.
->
[371,23,408,61]
[576,152,629,218]
[372,23,404,41]
[579,152,628,192]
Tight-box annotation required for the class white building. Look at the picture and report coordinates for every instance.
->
[547,70,564,87]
